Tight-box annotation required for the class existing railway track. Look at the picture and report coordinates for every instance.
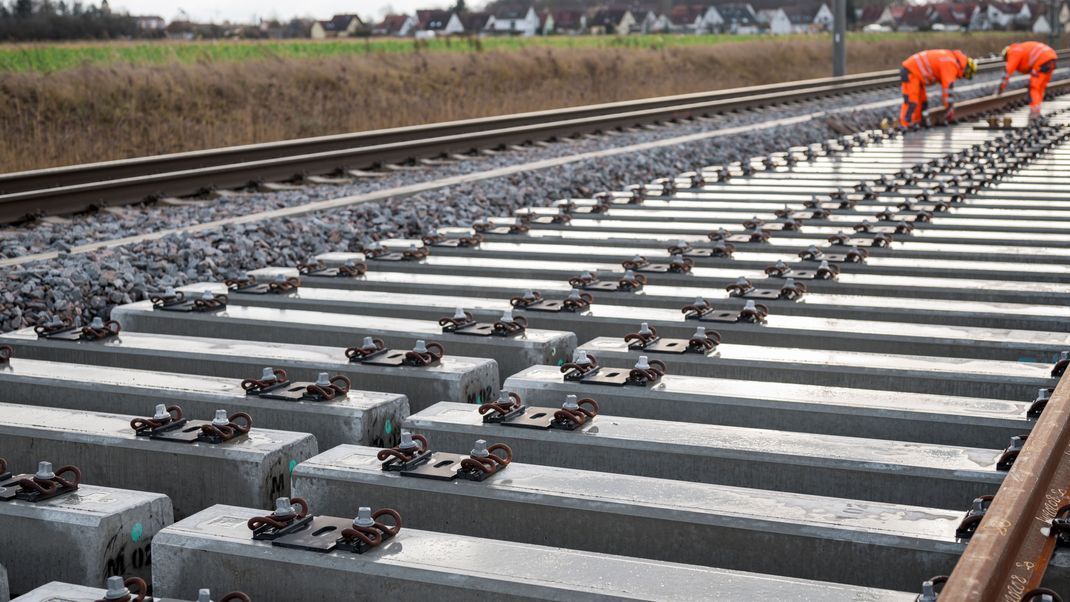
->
[2,72,1070,601]
[0,51,1066,226]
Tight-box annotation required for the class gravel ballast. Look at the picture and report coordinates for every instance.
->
[0,71,1044,332]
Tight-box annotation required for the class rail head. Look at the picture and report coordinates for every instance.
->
[941,369,1070,600]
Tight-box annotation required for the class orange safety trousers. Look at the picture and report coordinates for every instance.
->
[1029,60,1056,110]
[900,67,927,128]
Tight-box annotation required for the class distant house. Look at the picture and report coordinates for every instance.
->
[374,14,417,37]
[416,10,464,36]
[489,6,539,36]
[757,8,793,34]
[894,5,932,30]
[718,4,761,34]
[133,15,166,31]
[786,3,835,31]
[537,10,555,34]
[1029,12,1052,31]
[588,8,636,34]
[460,11,493,34]
[311,14,365,39]
[634,10,659,33]
[929,3,974,31]
[972,1,1031,29]
[855,4,886,28]
[550,9,587,34]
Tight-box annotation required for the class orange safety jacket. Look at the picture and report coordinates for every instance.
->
[1004,41,1057,77]
[902,49,969,108]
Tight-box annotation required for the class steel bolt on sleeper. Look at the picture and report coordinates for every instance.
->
[240,367,350,402]
[1029,388,1055,419]
[996,435,1028,471]
[248,496,313,540]
[298,258,367,278]
[421,227,484,248]
[955,495,995,539]
[379,432,512,481]
[95,575,148,602]
[344,338,444,367]
[150,288,228,313]
[225,274,300,295]
[34,315,121,341]
[252,496,402,555]
[131,404,251,444]
[0,460,81,502]
[916,575,948,602]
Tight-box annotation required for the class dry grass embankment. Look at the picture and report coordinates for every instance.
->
[0,32,1035,172]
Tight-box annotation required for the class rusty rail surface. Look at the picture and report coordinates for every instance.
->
[942,371,1070,601]
[929,79,1070,125]
[0,52,1061,225]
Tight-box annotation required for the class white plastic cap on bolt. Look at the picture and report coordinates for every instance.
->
[103,576,131,600]
[35,461,54,480]
[197,589,213,602]
[676,240,687,248]
[634,355,651,370]
[163,287,177,297]
[353,506,375,528]
[212,410,230,426]
[90,316,105,329]
[773,259,788,269]
[273,273,287,282]
[692,326,707,339]
[784,278,797,289]
[453,307,467,320]
[500,308,514,322]
[201,289,216,300]
[631,254,644,262]
[819,260,831,271]
[315,372,331,387]
[623,269,636,279]
[274,497,296,517]
[568,288,583,300]
[563,394,579,411]
[260,367,277,382]
[638,322,653,336]
[523,289,536,301]
[470,439,490,457]
[806,245,821,255]
[573,349,591,365]
[671,254,684,264]
[362,336,377,349]
[580,271,594,279]
[153,404,170,420]
[413,340,428,354]
[744,300,758,312]
[734,276,750,287]
[497,390,513,404]
[398,431,417,450]
[692,296,707,306]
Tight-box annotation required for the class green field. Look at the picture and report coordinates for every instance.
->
[0,32,960,73]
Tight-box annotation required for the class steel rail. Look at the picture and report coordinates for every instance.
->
[941,369,1070,601]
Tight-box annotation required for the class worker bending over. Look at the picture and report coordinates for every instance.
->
[998,41,1058,118]
[900,49,977,128]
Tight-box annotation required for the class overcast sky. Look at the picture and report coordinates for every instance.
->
[111,0,457,24]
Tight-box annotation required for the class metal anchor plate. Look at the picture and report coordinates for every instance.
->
[449,322,497,337]
[400,452,468,481]
[740,288,782,300]
[359,350,410,367]
[580,368,631,386]
[251,515,314,541]
[630,338,691,354]
[368,253,407,262]
[271,516,353,552]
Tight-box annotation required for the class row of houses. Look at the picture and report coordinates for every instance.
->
[348,4,836,38]
[858,1,1061,33]
[350,2,1066,38]
[136,2,1070,40]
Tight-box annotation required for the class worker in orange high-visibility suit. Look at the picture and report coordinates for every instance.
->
[998,42,1058,118]
[900,49,977,128]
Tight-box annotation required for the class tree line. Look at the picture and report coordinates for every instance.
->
[0,0,148,41]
